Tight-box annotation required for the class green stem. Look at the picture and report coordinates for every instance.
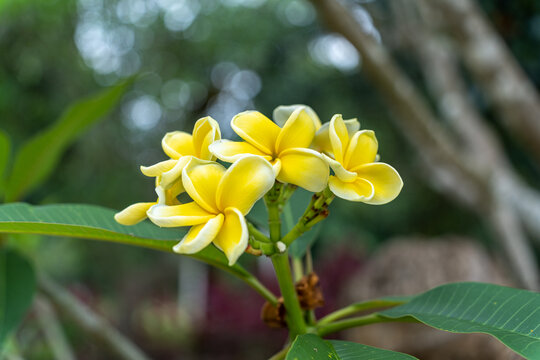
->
[247,222,271,243]
[265,183,283,242]
[244,275,279,306]
[281,189,334,247]
[317,314,396,336]
[317,297,410,325]
[292,257,303,282]
[271,253,307,338]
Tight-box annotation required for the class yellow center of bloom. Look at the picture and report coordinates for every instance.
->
[319,114,403,204]
[209,107,329,192]
[146,155,275,265]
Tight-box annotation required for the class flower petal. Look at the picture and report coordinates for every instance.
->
[271,158,282,176]
[213,207,248,266]
[353,163,403,205]
[275,108,317,154]
[147,202,215,227]
[209,139,272,163]
[162,131,195,159]
[322,154,357,182]
[231,111,280,154]
[273,104,321,130]
[328,176,374,202]
[277,148,329,192]
[140,159,178,177]
[192,116,221,160]
[182,158,225,213]
[155,180,183,205]
[329,114,350,163]
[344,130,378,169]
[173,214,224,254]
[314,117,360,154]
[159,156,192,190]
[114,202,156,225]
[216,155,275,214]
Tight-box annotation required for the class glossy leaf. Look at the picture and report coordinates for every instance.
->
[330,340,418,359]
[4,79,132,202]
[0,203,250,279]
[0,248,36,346]
[381,282,540,360]
[286,334,417,360]
[286,334,339,360]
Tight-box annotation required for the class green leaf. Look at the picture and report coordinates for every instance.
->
[0,129,10,196]
[0,248,36,347]
[4,79,133,202]
[329,340,418,359]
[286,335,417,360]
[0,203,250,279]
[286,334,339,360]
[381,282,540,360]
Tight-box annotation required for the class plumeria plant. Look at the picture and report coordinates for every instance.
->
[111,105,538,359]
[0,103,538,359]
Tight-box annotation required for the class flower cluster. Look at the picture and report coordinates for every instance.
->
[115,105,403,265]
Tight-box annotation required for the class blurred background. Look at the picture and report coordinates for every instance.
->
[1,0,539,359]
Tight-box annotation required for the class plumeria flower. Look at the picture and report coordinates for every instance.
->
[146,155,275,265]
[140,116,221,191]
[114,179,183,225]
[320,114,403,204]
[115,117,220,225]
[209,108,329,192]
[273,104,321,129]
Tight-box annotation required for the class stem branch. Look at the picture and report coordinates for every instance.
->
[271,253,307,338]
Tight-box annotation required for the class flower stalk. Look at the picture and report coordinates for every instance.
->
[281,187,334,247]
[271,253,307,338]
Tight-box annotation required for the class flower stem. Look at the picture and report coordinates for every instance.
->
[317,313,396,336]
[244,275,279,306]
[265,183,283,242]
[317,297,410,325]
[247,222,271,243]
[271,253,307,338]
[281,187,334,247]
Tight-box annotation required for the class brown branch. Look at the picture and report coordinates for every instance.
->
[309,0,539,289]
[405,1,540,288]
[39,275,152,360]
[429,0,540,165]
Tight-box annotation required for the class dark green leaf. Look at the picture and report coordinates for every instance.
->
[0,203,250,279]
[4,79,133,202]
[286,334,339,360]
[0,248,36,346]
[381,282,540,360]
[329,340,418,359]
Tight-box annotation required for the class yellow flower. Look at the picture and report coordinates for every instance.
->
[114,116,220,225]
[146,155,275,265]
[140,116,221,190]
[320,114,403,204]
[114,179,183,225]
[272,104,321,129]
[209,107,329,192]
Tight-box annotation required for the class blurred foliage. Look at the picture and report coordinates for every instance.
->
[1,0,539,358]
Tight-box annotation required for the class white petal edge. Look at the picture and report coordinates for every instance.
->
[328,176,375,202]
[322,154,357,182]
[213,207,249,266]
[140,159,178,177]
[173,214,224,254]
